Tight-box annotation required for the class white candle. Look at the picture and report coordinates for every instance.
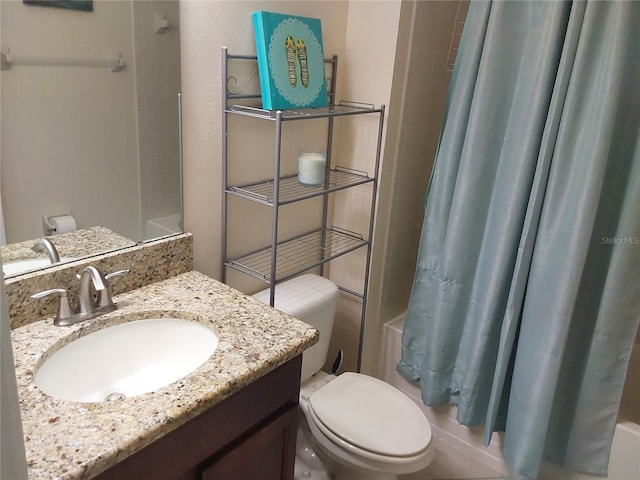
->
[298,151,326,186]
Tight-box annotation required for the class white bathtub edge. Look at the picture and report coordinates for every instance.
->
[382,314,640,480]
[382,314,509,477]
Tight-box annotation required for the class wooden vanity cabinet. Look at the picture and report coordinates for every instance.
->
[94,356,301,480]
[201,405,297,479]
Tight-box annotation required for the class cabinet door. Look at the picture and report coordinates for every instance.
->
[201,405,297,480]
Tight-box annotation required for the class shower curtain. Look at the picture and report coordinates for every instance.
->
[397,1,640,478]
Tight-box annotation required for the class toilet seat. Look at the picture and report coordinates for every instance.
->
[307,373,432,461]
[306,401,431,468]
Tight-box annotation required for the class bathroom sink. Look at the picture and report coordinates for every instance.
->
[2,256,76,276]
[35,318,219,402]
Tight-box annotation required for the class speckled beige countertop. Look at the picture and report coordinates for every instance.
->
[12,271,318,480]
[1,226,134,266]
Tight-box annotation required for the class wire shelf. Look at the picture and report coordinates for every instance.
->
[222,48,386,372]
[227,167,373,206]
[226,101,381,121]
[226,227,368,283]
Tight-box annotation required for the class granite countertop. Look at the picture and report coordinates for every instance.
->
[1,226,134,265]
[11,271,318,480]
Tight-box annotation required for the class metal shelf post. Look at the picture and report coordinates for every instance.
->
[221,48,384,371]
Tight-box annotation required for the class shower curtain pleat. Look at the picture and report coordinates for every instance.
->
[397,1,640,478]
[483,0,587,448]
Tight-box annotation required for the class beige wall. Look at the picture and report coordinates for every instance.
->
[180,0,349,283]
[325,1,403,372]
[381,0,464,320]
[365,0,467,375]
[180,0,406,373]
[1,0,141,242]
[180,0,465,375]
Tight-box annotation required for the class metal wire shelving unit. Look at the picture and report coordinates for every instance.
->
[221,48,384,370]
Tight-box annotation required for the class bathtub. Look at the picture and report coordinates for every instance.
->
[145,213,182,239]
[382,315,640,479]
[541,340,640,479]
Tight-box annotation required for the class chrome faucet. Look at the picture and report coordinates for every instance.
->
[31,266,128,326]
[31,238,60,263]
[78,265,113,315]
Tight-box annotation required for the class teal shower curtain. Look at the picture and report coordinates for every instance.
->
[397,1,640,478]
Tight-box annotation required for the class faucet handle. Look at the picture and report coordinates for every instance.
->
[75,268,128,282]
[31,288,75,324]
[97,269,129,308]
[105,269,129,282]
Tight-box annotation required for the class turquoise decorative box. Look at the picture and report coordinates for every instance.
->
[252,10,328,111]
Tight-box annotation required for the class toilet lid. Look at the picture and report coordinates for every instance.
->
[308,372,431,457]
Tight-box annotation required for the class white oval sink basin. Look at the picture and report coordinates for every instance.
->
[35,318,219,402]
[2,256,76,276]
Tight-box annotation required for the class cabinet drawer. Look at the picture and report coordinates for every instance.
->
[201,405,297,480]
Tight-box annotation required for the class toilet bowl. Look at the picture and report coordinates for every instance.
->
[297,371,433,480]
[253,275,434,480]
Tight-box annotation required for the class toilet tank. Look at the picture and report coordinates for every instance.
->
[252,274,338,381]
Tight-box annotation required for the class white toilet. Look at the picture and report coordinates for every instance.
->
[253,274,434,480]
